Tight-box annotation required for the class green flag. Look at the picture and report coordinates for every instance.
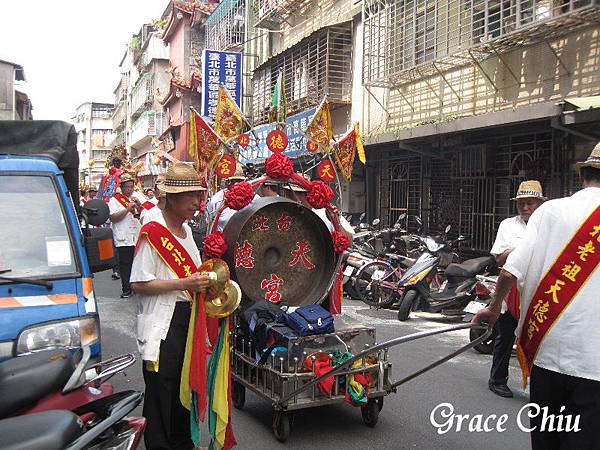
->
[269,70,287,124]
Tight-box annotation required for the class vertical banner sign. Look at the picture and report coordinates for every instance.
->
[202,49,243,119]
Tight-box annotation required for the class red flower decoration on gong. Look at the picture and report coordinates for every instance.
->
[306,181,334,209]
[265,153,294,180]
[332,231,351,253]
[203,231,227,259]
[224,181,254,210]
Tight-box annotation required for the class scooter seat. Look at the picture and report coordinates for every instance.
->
[445,256,495,278]
[0,409,82,450]
[0,349,75,417]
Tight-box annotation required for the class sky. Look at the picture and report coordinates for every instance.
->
[0,0,169,121]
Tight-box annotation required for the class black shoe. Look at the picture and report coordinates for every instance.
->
[120,291,132,298]
[112,273,121,280]
[488,382,513,398]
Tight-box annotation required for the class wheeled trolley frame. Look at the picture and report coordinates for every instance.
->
[231,322,491,442]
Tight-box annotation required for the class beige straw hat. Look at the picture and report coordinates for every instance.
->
[512,180,547,201]
[160,162,206,194]
[575,142,600,170]
[227,163,246,181]
[283,173,310,193]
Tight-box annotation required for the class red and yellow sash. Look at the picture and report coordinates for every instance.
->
[114,193,130,209]
[137,221,198,300]
[141,201,156,210]
[517,205,600,387]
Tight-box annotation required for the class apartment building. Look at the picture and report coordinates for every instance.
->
[0,59,33,120]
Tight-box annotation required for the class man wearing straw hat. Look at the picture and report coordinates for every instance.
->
[488,180,545,398]
[109,172,142,298]
[474,144,600,449]
[131,162,210,450]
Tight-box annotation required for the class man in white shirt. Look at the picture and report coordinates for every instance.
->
[108,173,142,298]
[474,144,600,449]
[140,185,166,226]
[131,162,209,450]
[488,180,545,398]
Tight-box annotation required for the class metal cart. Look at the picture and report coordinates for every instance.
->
[231,319,491,442]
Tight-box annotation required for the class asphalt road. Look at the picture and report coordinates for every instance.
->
[95,270,531,449]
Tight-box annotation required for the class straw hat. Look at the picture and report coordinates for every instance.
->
[512,180,547,201]
[575,142,600,170]
[120,172,136,184]
[160,161,207,194]
[227,163,246,181]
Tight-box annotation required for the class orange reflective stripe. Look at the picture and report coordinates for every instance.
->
[98,239,115,261]
[0,298,21,309]
[47,294,78,304]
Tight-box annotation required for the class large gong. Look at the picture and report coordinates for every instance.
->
[222,197,337,307]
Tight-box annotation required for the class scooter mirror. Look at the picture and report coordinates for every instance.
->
[372,218,380,226]
[398,213,407,220]
[82,199,110,227]
[359,212,366,221]
[445,224,452,234]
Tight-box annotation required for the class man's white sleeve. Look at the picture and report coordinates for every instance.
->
[130,239,158,283]
[503,209,542,282]
[490,219,510,256]
[108,197,124,215]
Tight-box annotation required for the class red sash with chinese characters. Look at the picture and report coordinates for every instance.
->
[137,221,198,300]
[114,193,130,209]
[141,201,156,210]
[517,205,600,387]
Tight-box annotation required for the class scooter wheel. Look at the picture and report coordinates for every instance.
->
[398,290,419,321]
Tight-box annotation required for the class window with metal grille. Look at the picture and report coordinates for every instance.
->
[251,22,353,124]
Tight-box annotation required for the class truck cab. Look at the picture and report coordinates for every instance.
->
[0,121,116,362]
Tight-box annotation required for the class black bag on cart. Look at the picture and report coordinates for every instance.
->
[239,300,295,363]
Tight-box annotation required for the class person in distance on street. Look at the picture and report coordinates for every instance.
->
[488,180,545,398]
[108,172,142,298]
[473,144,600,449]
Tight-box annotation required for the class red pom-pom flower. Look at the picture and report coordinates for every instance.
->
[306,181,334,209]
[332,231,351,253]
[203,231,227,259]
[224,181,254,210]
[265,153,294,180]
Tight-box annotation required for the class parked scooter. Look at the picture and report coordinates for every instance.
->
[0,346,135,419]
[0,347,144,449]
[462,275,499,354]
[397,230,496,321]
[0,390,145,450]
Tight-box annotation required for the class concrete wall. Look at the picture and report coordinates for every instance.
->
[0,63,15,120]
[364,25,600,136]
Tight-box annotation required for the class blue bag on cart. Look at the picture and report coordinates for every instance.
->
[280,304,335,337]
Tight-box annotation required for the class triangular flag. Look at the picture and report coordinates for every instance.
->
[189,109,200,168]
[214,84,249,143]
[306,97,333,148]
[332,125,357,181]
[269,69,287,124]
[193,113,221,170]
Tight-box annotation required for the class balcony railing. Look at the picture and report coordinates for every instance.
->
[91,148,112,162]
[112,101,127,132]
[252,23,353,124]
[254,0,312,30]
[363,0,600,87]
[205,0,245,51]
[130,110,164,148]
[130,73,154,119]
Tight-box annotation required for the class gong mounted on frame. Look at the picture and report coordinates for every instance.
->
[222,197,337,307]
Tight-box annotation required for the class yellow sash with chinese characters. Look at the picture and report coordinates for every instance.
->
[517,205,600,388]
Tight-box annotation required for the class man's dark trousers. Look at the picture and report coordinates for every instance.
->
[489,311,518,385]
[116,246,134,294]
[530,365,600,450]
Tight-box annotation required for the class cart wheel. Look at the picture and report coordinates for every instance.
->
[232,381,245,410]
[377,396,384,412]
[272,411,291,443]
[361,399,380,428]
